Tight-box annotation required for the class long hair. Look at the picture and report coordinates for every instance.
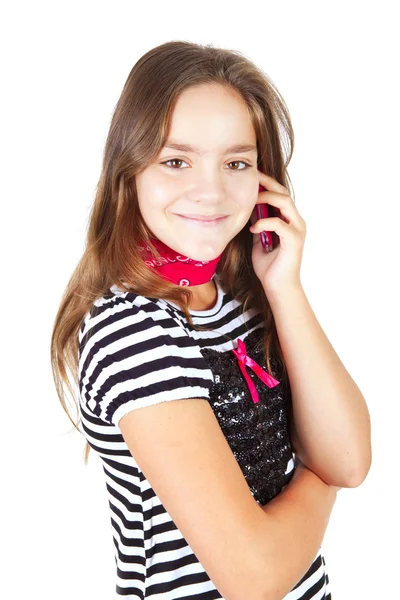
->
[50,40,295,465]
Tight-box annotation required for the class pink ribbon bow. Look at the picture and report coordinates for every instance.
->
[231,338,280,404]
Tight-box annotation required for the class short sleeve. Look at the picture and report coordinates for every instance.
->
[78,298,214,427]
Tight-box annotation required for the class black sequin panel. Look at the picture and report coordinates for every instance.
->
[200,327,295,506]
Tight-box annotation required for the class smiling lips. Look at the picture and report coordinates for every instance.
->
[176,214,229,226]
[178,213,228,220]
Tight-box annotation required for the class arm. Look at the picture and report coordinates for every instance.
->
[255,462,338,600]
[266,283,372,488]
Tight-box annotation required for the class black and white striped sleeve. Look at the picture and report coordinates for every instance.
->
[78,299,214,427]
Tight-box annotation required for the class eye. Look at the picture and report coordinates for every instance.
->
[227,160,252,171]
[160,159,252,170]
[161,158,190,169]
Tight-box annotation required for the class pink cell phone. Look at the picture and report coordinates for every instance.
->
[255,183,274,252]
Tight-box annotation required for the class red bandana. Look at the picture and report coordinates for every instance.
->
[138,235,280,401]
[138,237,222,286]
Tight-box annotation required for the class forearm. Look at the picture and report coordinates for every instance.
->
[266,283,371,486]
[256,466,337,600]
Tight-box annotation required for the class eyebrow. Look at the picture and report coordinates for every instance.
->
[163,141,258,155]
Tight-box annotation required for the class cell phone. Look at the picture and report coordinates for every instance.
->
[255,183,274,252]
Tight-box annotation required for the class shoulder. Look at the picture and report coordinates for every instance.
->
[78,286,214,426]
[78,286,202,373]
[79,286,170,345]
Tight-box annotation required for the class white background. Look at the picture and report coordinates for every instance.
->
[1,1,398,598]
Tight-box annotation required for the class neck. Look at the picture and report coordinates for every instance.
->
[188,278,218,311]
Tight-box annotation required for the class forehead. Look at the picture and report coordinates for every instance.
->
[163,85,257,152]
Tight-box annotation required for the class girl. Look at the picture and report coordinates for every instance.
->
[51,41,371,599]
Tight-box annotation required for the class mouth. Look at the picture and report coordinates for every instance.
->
[176,214,229,227]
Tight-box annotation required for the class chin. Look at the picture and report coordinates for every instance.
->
[180,245,225,262]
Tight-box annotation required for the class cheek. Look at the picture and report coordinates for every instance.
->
[147,168,181,203]
[136,166,173,198]
[232,177,259,207]
[137,181,173,217]
[151,181,176,205]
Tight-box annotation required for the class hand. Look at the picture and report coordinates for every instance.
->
[249,171,307,294]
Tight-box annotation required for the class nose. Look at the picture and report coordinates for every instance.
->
[189,175,227,204]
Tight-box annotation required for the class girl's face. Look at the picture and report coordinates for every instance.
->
[135,83,259,262]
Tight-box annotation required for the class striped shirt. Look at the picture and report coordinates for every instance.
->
[78,273,332,599]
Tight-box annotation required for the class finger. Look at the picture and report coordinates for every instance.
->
[249,216,289,234]
[255,197,302,225]
[255,191,303,227]
[257,190,292,207]
[258,170,289,194]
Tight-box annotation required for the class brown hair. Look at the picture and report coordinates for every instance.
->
[50,40,295,465]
